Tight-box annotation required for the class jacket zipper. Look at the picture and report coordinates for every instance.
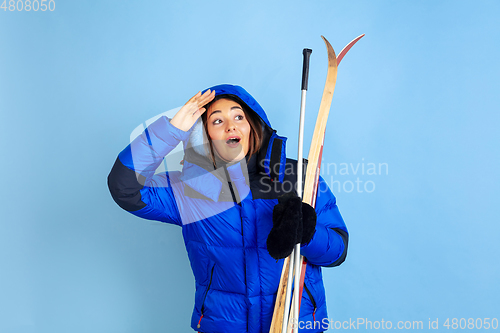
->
[303,284,317,322]
[241,216,248,332]
[224,166,247,330]
[198,264,216,329]
[223,165,240,205]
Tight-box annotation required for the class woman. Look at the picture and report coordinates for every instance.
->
[107,84,348,333]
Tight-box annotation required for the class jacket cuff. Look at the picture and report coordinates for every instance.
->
[118,116,194,174]
[300,225,345,266]
[148,116,193,152]
[300,225,328,259]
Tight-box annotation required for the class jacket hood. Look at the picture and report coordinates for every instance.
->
[182,84,288,195]
[187,84,272,158]
[202,84,272,128]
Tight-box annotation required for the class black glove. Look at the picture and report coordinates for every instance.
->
[266,192,317,260]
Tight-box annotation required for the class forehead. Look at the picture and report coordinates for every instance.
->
[208,98,243,114]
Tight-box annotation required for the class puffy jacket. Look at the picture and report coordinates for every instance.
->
[107,84,348,333]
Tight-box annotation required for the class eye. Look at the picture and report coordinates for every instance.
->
[212,119,222,125]
[235,115,244,121]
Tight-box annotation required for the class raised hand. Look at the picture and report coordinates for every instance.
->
[170,89,216,132]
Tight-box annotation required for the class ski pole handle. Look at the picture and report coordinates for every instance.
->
[301,48,312,91]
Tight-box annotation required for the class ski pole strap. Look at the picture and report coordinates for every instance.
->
[301,48,312,91]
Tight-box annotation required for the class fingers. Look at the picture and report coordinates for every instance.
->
[171,89,216,131]
[198,89,216,108]
[188,89,215,108]
[187,91,202,104]
[183,89,215,118]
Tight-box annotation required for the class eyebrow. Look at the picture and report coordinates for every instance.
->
[208,106,243,119]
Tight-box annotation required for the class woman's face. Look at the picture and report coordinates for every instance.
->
[206,98,251,162]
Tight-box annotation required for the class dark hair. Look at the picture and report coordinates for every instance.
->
[202,94,263,165]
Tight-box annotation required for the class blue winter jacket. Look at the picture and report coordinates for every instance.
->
[107,84,348,333]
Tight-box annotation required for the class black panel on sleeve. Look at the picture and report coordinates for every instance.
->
[107,157,147,212]
[325,228,349,267]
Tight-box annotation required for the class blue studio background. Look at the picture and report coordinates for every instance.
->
[1,1,499,332]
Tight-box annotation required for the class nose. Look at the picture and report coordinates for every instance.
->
[225,120,236,132]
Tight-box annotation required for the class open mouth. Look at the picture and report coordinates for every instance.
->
[226,137,241,145]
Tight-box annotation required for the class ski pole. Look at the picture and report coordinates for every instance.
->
[283,47,312,333]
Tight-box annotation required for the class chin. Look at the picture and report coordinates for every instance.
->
[216,146,248,163]
[223,153,246,162]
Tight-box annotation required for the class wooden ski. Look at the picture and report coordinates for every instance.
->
[269,35,337,333]
[269,255,292,333]
[270,34,364,333]
[288,34,364,332]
